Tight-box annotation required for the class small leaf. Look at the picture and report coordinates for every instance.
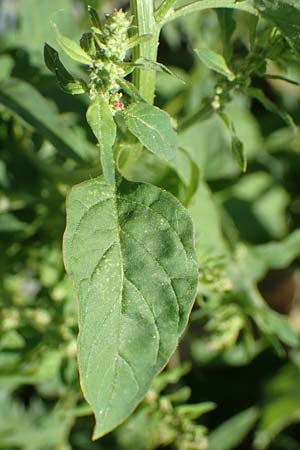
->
[123,102,178,161]
[220,113,247,172]
[264,309,299,347]
[247,87,297,130]
[133,57,184,82]
[127,34,153,49]
[86,96,116,184]
[195,48,235,81]
[44,43,86,95]
[63,176,198,438]
[80,32,97,57]
[232,135,247,172]
[52,23,93,65]
[176,402,216,419]
[117,78,144,102]
[88,5,102,30]
[44,43,69,76]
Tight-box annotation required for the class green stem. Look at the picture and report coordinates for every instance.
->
[130,0,159,104]
[155,0,176,22]
[160,0,258,26]
[178,102,214,132]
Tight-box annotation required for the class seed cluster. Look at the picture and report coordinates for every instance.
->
[88,10,131,110]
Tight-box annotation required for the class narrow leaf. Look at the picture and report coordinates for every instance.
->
[260,73,300,86]
[208,407,259,450]
[80,32,97,57]
[127,34,152,49]
[216,9,235,60]
[176,402,216,419]
[220,113,247,172]
[217,9,235,43]
[247,87,297,130]
[0,78,93,162]
[117,78,144,102]
[44,43,87,94]
[52,23,93,65]
[248,14,259,49]
[86,96,116,184]
[195,48,235,81]
[133,57,184,82]
[63,176,198,438]
[88,5,102,30]
[232,135,247,172]
[123,103,178,161]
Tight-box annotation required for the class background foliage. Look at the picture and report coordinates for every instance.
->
[1,0,300,449]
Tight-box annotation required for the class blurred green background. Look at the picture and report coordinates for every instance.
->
[1,1,300,449]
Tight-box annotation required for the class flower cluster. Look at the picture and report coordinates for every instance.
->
[88,9,131,108]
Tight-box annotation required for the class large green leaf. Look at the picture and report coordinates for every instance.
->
[123,103,178,161]
[254,0,300,56]
[0,78,94,163]
[86,96,116,184]
[63,176,198,438]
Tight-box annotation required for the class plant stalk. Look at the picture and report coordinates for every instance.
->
[161,0,258,26]
[130,0,159,104]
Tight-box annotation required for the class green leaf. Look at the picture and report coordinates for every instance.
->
[188,181,227,260]
[232,135,247,172]
[80,32,97,57]
[133,57,184,82]
[127,34,153,49]
[88,5,102,30]
[117,78,144,102]
[195,48,235,81]
[123,103,178,161]
[217,9,235,42]
[263,310,298,347]
[52,23,93,65]
[44,43,87,94]
[0,55,14,80]
[63,176,198,438]
[220,113,247,172]
[86,96,116,184]
[0,78,93,163]
[208,407,259,450]
[216,9,236,59]
[0,213,27,233]
[247,87,297,130]
[254,0,300,56]
[248,14,259,49]
[176,402,216,419]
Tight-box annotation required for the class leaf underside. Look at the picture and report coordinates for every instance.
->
[63,176,198,438]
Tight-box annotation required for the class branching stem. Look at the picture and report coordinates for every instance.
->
[155,0,176,23]
[160,0,258,26]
